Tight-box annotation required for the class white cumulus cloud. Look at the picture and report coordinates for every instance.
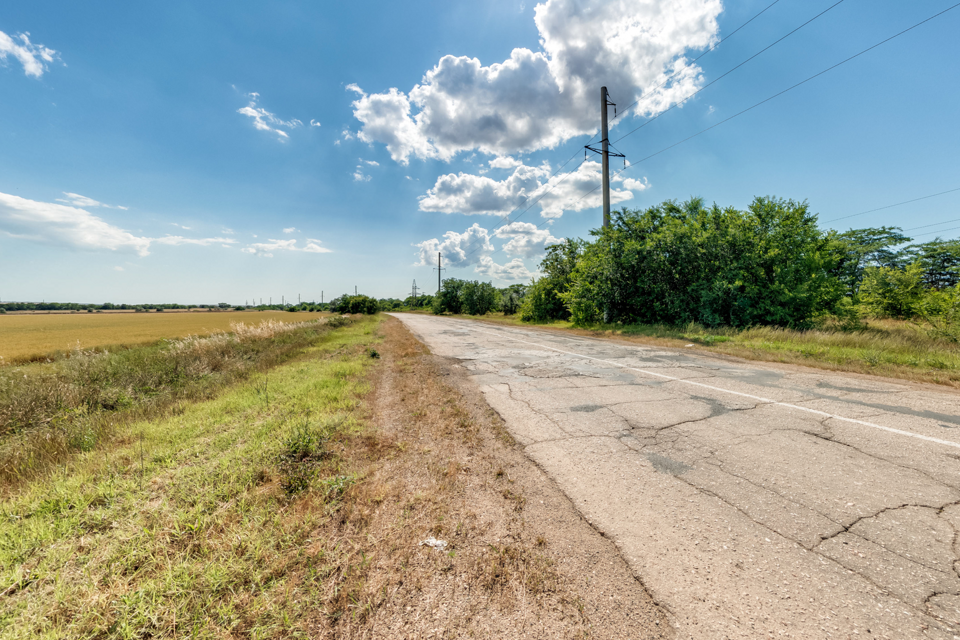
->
[237,93,302,141]
[353,166,372,182]
[414,223,494,268]
[494,221,563,257]
[475,256,537,282]
[0,30,60,78]
[349,0,720,163]
[420,160,642,219]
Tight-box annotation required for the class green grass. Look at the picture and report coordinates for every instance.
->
[0,316,382,639]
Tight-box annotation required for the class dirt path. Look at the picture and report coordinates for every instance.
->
[358,316,669,638]
[391,312,960,639]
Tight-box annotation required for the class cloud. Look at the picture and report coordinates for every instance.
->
[56,192,128,210]
[489,156,522,169]
[475,256,536,282]
[0,30,60,78]
[0,191,245,256]
[494,221,562,257]
[237,93,302,140]
[363,159,379,166]
[153,236,237,247]
[353,166,372,182]
[420,160,642,219]
[221,227,235,235]
[283,227,298,234]
[310,119,321,127]
[113,266,124,272]
[350,0,720,163]
[0,191,152,256]
[242,238,331,257]
[414,223,493,268]
[171,222,192,230]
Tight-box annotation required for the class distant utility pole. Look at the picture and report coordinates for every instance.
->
[321,291,324,304]
[298,294,300,304]
[355,286,357,295]
[411,279,419,304]
[434,252,446,294]
[585,86,625,229]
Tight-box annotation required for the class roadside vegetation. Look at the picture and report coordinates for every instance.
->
[415,197,960,386]
[1,314,660,638]
[0,317,351,484]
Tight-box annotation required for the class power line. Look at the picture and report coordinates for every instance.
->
[596,1,960,195]
[611,0,785,126]
[612,0,848,144]
[823,187,960,223]
[459,0,793,257]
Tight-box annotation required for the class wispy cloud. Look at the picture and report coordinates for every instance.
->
[241,238,332,257]
[353,166,372,182]
[283,227,298,234]
[310,119,321,127]
[0,191,238,256]
[56,192,128,210]
[0,30,60,78]
[237,92,302,141]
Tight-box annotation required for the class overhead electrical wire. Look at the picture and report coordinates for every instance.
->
[611,0,848,143]
[823,187,960,223]
[456,0,793,264]
[580,1,960,209]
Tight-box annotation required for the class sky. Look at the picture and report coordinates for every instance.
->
[1,0,958,304]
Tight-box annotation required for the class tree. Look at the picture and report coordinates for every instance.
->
[461,281,499,315]
[901,239,960,290]
[518,239,583,322]
[432,279,467,315]
[560,197,844,328]
[829,226,912,297]
[859,263,925,318]
[499,284,527,315]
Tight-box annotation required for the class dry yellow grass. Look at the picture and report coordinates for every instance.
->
[0,311,328,362]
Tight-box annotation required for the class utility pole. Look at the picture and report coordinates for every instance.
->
[355,286,357,295]
[601,86,611,228]
[433,252,446,294]
[411,279,419,305]
[585,86,624,229]
[321,291,323,305]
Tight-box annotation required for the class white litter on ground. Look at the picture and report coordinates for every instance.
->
[419,537,448,550]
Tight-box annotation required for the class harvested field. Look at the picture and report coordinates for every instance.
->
[0,310,327,363]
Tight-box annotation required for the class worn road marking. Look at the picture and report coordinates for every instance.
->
[463,322,960,451]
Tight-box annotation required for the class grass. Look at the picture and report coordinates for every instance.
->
[0,316,382,638]
[421,311,960,388]
[0,317,349,485]
[0,311,328,364]
[0,315,604,638]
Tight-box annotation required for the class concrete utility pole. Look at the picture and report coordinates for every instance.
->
[585,87,624,229]
[601,86,611,228]
[434,252,446,294]
[355,286,357,295]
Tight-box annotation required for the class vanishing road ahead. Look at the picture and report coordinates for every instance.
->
[393,313,960,639]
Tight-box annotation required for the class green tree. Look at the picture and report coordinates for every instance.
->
[561,197,843,328]
[900,239,960,290]
[829,226,912,297]
[499,284,527,315]
[859,262,925,318]
[461,281,499,315]
[518,239,583,322]
[432,278,467,315]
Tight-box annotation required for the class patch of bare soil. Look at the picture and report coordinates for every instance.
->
[333,316,671,638]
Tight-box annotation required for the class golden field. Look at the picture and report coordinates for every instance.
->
[0,311,328,362]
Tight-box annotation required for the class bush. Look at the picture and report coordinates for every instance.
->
[329,294,379,315]
[461,281,499,315]
[859,263,925,319]
[432,278,466,315]
[518,239,583,322]
[500,285,526,315]
[561,198,843,328]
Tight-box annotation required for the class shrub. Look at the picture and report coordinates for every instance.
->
[432,278,466,315]
[859,263,925,319]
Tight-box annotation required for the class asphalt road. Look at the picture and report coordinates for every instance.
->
[392,313,960,639]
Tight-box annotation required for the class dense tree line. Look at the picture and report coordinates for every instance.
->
[517,197,960,332]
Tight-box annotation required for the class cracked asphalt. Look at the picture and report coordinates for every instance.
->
[392,313,960,639]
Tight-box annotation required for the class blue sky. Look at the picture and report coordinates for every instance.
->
[1,0,958,304]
